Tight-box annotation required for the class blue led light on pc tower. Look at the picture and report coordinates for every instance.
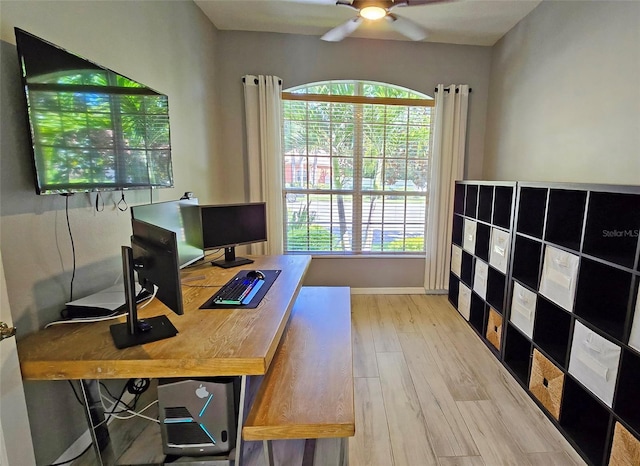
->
[158,378,237,457]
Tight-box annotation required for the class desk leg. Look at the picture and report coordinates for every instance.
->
[340,438,349,466]
[312,438,349,466]
[79,379,109,466]
[262,440,275,466]
[233,375,248,466]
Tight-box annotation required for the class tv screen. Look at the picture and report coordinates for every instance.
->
[14,28,174,195]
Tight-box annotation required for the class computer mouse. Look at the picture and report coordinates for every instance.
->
[246,270,266,280]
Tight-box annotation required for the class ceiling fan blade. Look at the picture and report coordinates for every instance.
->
[385,14,428,41]
[391,0,448,6]
[321,17,363,41]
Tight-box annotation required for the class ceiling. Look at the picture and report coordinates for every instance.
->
[194,0,543,46]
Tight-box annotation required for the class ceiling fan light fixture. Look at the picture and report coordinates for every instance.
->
[360,6,387,21]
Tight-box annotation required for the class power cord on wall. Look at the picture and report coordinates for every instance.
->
[62,194,77,302]
[117,189,128,211]
[94,191,104,212]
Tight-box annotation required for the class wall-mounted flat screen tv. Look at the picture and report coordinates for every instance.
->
[14,28,174,195]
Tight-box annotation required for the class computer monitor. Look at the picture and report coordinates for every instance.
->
[131,199,204,268]
[200,202,267,268]
[109,219,183,349]
[131,219,185,315]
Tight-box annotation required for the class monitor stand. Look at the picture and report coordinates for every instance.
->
[110,246,178,349]
[211,246,254,269]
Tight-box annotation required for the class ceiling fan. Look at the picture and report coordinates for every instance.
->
[321,0,445,42]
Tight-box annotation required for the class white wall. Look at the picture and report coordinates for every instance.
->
[215,31,493,287]
[0,1,220,463]
[483,0,640,184]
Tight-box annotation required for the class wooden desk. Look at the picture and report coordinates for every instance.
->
[17,254,311,466]
[18,254,311,380]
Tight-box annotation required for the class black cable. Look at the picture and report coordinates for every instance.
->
[67,379,136,418]
[176,251,224,271]
[206,250,226,265]
[117,189,128,211]
[67,380,83,406]
[64,194,76,301]
[99,382,135,412]
[47,444,91,466]
[100,378,149,416]
[66,380,133,417]
[94,192,104,212]
[57,379,149,466]
[98,381,119,403]
[126,378,151,395]
[106,395,139,415]
[110,380,132,413]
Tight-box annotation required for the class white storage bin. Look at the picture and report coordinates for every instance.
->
[539,246,579,312]
[451,244,462,277]
[628,288,640,352]
[510,282,537,339]
[568,321,621,407]
[489,228,510,274]
[463,219,477,254]
[458,283,471,321]
[473,260,488,300]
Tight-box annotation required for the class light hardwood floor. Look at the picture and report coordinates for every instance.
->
[76,294,587,466]
[345,294,585,466]
[243,294,586,466]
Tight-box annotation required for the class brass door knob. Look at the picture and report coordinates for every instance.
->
[0,322,16,341]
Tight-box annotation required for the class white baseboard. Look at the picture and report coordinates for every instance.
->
[424,289,448,295]
[53,390,136,464]
[350,287,448,295]
[350,287,426,294]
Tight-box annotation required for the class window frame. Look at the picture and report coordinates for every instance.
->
[282,81,433,255]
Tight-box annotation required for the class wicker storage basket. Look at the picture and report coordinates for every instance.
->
[529,349,564,420]
[486,308,503,351]
[609,422,640,466]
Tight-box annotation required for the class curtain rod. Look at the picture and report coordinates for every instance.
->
[242,76,282,86]
[434,87,472,93]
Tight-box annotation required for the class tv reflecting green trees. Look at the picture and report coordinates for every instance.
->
[16,28,173,195]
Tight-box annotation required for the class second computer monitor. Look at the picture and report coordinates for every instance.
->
[200,202,267,268]
[131,199,204,269]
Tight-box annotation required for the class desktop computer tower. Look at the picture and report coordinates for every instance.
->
[158,377,238,457]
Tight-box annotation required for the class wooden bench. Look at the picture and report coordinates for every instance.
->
[243,286,354,466]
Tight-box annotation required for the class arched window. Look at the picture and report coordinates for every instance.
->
[282,80,434,254]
